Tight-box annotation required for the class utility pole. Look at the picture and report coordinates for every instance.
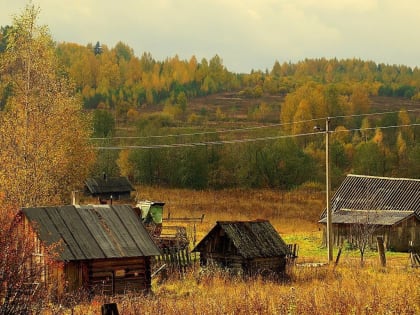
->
[314,118,334,263]
[326,117,333,262]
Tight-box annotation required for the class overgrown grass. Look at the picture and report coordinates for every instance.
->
[134,186,324,236]
[65,263,420,315]
[63,188,418,314]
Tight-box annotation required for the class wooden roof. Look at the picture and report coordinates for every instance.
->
[193,220,289,258]
[22,204,161,261]
[319,174,420,225]
[84,176,135,195]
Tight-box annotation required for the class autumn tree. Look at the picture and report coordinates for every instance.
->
[0,197,52,314]
[396,132,409,176]
[0,5,95,207]
[92,109,115,137]
[353,140,383,176]
[398,109,414,145]
[349,84,370,126]
[280,82,326,134]
[117,149,134,180]
[292,99,313,146]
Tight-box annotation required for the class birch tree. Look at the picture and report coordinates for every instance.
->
[0,5,95,207]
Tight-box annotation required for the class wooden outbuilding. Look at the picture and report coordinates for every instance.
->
[319,174,420,252]
[84,175,135,201]
[192,220,290,276]
[21,204,161,296]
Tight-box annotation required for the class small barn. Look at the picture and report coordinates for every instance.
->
[84,175,135,201]
[192,220,290,276]
[319,174,420,252]
[21,204,161,296]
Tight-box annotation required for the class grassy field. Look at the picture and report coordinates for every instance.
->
[67,187,419,314]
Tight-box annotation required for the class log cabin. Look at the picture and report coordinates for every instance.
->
[84,175,135,201]
[193,220,290,277]
[21,204,161,296]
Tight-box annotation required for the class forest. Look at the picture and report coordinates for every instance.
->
[1,14,420,194]
[0,6,419,315]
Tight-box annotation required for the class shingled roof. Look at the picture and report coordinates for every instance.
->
[319,174,420,225]
[84,176,135,195]
[193,220,289,258]
[22,204,161,261]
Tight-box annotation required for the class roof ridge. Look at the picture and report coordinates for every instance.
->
[348,174,420,182]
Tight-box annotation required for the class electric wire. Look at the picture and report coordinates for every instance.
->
[90,108,420,141]
[94,123,420,150]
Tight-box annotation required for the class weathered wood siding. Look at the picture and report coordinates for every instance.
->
[46,257,152,296]
[325,216,420,252]
[387,217,420,251]
[86,257,151,295]
[199,233,287,275]
[194,221,289,276]
[64,261,85,293]
[247,257,286,275]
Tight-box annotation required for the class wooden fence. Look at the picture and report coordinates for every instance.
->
[153,247,197,276]
[410,244,420,268]
[153,244,299,276]
[286,243,299,264]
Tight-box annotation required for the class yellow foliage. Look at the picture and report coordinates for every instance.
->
[372,127,383,145]
[0,6,95,207]
[187,112,203,124]
[117,149,134,179]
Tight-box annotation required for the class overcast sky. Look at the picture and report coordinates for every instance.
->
[1,0,420,73]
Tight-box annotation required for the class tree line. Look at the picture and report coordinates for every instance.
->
[1,6,420,195]
[1,5,419,313]
[95,97,419,191]
[3,24,420,115]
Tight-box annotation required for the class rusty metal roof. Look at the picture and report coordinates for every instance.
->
[22,204,161,261]
[193,220,289,258]
[319,174,420,225]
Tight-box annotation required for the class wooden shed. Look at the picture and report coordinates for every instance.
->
[319,174,420,252]
[21,204,161,296]
[84,175,135,201]
[192,220,290,276]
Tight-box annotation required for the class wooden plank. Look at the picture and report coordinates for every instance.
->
[90,257,146,268]
[57,206,107,259]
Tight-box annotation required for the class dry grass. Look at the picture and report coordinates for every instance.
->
[64,187,419,314]
[135,186,324,238]
[68,264,420,315]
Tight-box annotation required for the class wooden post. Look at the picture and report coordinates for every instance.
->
[377,236,386,267]
[186,248,191,266]
[334,247,342,266]
[101,303,119,315]
[325,117,333,263]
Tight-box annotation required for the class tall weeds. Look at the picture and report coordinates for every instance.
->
[58,188,419,314]
[74,264,419,315]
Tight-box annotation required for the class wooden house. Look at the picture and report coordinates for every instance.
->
[192,220,290,276]
[21,204,161,296]
[84,175,135,201]
[319,174,420,252]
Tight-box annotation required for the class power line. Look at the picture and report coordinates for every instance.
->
[90,108,420,141]
[94,123,420,150]
[340,123,420,134]
[89,119,322,141]
[94,131,320,150]
[332,108,420,119]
